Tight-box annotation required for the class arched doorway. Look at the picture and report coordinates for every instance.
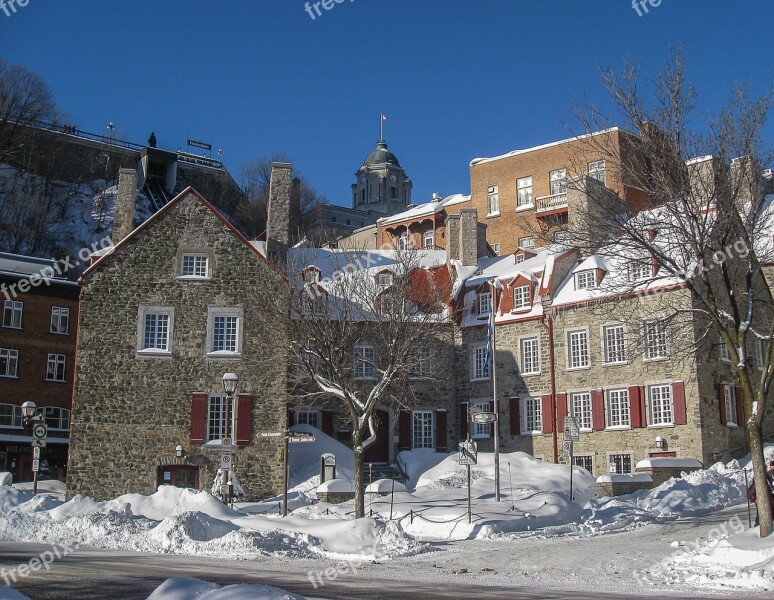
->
[363,409,390,464]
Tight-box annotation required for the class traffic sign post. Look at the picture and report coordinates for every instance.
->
[563,417,580,442]
[564,440,574,501]
[459,440,478,524]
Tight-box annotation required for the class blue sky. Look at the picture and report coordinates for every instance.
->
[2,1,773,207]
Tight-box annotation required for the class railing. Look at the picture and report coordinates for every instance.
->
[535,192,568,213]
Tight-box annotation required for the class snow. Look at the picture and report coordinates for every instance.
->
[147,577,302,600]
[0,472,11,486]
[317,479,354,493]
[635,457,703,469]
[365,479,408,493]
[596,473,653,483]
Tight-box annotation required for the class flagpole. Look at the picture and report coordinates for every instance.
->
[380,114,383,141]
[491,279,500,502]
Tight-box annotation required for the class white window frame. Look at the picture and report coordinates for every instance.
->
[479,292,492,316]
[0,403,22,428]
[603,324,627,365]
[470,401,491,439]
[491,243,501,255]
[522,396,542,435]
[513,285,531,310]
[720,340,731,363]
[629,261,651,282]
[423,230,435,249]
[2,300,22,329]
[588,160,606,185]
[137,306,175,356]
[0,348,19,378]
[573,454,594,473]
[471,345,489,381]
[413,410,435,448]
[514,254,525,264]
[45,353,66,382]
[487,185,500,216]
[207,394,228,442]
[549,168,567,195]
[353,344,376,380]
[606,388,630,429]
[724,385,737,426]
[296,409,320,429]
[303,267,321,283]
[554,230,572,245]
[518,236,535,249]
[520,336,540,375]
[644,320,668,361]
[608,452,633,474]
[648,383,673,426]
[567,329,590,369]
[575,270,596,290]
[377,271,394,287]
[516,176,533,209]
[43,406,70,431]
[398,232,409,250]
[570,391,592,431]
[50,306,70,335]
[179,253,210,280]
[206,306,244,358]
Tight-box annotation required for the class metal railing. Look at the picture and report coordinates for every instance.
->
[535,192,568,213]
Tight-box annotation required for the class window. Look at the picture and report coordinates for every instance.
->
[513,285,531,310]
[50,306,70,335]
[180,253,209,278]
[470,401,491,438]
[46,354,66,382]
[207,395,226,441]
[491,243,501,255]
[570,392,592,430]
[380,292,403,316]
[573,455,593,472]
[607,389,630,428]
[423,231,435,249]
[207,307,243,356]
[550,168,567,195]
[724,385,737,426]
[398,233,408,250]
[609,453,632,474]
[575,270,596,290]
[588,160,606,185]
[0,348,18,377]
[472,346,489,380]
[3,300,22,329]
[354,344,376,379]
[648,384,673,426]
[479,292,492,316]
[517,176,533,208]
[390,186,398,199]
[629,261,651,282]
[523,396,542,433]
[303,268,320,283]
[644,320,668,360]
[520,337,540,375]
[43,407,70,431]
[487,185,500,215]
[720,340,730,362]
[140,309,173,353]
[0,404,22,428]
[567,329,589,369]
[519,236,535,249]
[377,271,393,287]
[410,346,433,378]
[603,324,626,364]
[296,409,320,429]
[554,230,572,245]
[514,254,525,264]
[413,411,434,448]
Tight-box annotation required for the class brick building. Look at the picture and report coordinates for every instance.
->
[0,253,78,482]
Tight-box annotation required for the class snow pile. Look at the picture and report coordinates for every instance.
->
[148,577,302,600]
[0,472,11,486]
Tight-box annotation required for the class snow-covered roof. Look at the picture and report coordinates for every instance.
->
[0,252,77,287]
[635,457,703,470]
[596,473,653,484]
[377,193,470,226]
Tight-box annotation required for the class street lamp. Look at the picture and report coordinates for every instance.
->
[221,373,239,504]
[21,401,42,494]
[477,279,501,502]
[21,401,37,426]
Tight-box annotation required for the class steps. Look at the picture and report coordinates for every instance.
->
[363,463,404,485]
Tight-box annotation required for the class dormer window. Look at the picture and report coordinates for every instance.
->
[479,291,492,316]
[514,254,525,264]
[575,270,596,290]
[513,285,531,310]
[423,230,435,249]
[629,261,651,282]
[303,267,321,283]
[376,271,393,287]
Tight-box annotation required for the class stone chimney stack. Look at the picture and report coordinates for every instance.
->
[267,162,293,264]
[459,208,479,267]
[113,168,138,243]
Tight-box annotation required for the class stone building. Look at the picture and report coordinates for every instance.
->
[67,177,289,501]
[0,253,79,482]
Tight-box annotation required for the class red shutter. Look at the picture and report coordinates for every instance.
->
[672,382,687,425]
[629,385,643,428]
[509,397,521,435]
[591,389,605,430]
[639,385,647,427]
[236,394,252,445]
[718,384,727,425]
[557,393,568,427]
[190,393,207,444]
[321,409,334,436]
[735,387,744,426]
[435,410,448,452]
[541,394,554,434]
[288,408,295,427]
[399,410,412,450]
[460,403,468,439]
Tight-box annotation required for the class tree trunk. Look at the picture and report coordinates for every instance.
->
[748,421,772,537]
[353,429,365,518]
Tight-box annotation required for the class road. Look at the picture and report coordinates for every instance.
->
[0,504,766,600]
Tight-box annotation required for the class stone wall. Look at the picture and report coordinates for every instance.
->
[67,191,289,501]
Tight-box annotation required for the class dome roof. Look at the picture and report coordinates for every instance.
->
[363,140,400,167]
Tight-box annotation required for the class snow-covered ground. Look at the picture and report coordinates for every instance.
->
[1,436,772,598]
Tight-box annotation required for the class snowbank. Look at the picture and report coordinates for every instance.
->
[148,577,302,600]
[366,479,408,494]
[0,472,11,486]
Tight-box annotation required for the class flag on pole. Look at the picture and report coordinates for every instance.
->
[482,318,493,377]
[381,114,388,121]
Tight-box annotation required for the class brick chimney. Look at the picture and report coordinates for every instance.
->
[267,162,292,264]
[113,168,137,243]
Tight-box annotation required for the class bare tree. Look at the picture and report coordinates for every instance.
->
[572,51,774,536]
[284,245,453,517]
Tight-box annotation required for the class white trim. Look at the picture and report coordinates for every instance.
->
[136,305,175,357]
[206,306,244,358]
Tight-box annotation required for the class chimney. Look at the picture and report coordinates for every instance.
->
[459,208,479,267]
[267,162,292,264]
[444,213,460,262]
[113,168,137,243]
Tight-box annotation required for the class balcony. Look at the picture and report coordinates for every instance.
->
[535,192,568,215]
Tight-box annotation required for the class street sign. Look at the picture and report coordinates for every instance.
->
[32,459,39,472]
[32,423,48,440]
[33,447,40,459]
[562,441,573,457]
[458,440,477,465]
[220,454,232,470]
[471,412,497,425]
[31,439,46,449]
[259,432,283,438]
[221,438,233,454]
[288,433,315,443]
[563,416,580,442]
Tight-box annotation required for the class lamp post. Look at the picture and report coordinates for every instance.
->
[21,401,41,495]
[477,279,501,502]
[221,372,239,504]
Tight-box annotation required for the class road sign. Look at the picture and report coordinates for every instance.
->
[288,433,315,443]
[32,459,40,472]
[32,423,48,440]
[471,412,497,425]
[259,432,283,438]
[563,416,580,442]
[33,447,40,459]
[458,440,478,465]
[220,454,232,470]
[31,439,46,449]
[221,438,233,454]
[562,441,573,457]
